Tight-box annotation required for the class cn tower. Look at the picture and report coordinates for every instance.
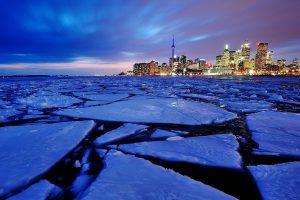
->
[171,34,175,68]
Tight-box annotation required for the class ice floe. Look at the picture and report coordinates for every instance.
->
[0,108,22,122]
[118,134,242,169]
[223,100,273,113]
[16,94,81,109]
[79,94,129,103]
[8,180,58,200]
[247,111,300,158]
[94,123,148,146]
[55,96,237,125]
[79,152,236,200]
[0,120,95,197]
[248,162,300,200]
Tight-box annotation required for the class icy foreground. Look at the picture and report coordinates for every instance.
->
[248,162,300,200]
[118,134,242,169]
[79,152,237,200]
[0,76,299,199]
[8,180,57,200]
[0,108,22,122]
[55,96,237,125]
[247,111,300,158]
[94,123,148,146]
[0,120,95,198]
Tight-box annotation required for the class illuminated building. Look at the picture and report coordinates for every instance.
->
[133,61,158,76]
[133,63,148,75]
[179,55,187,65]
[255,42,268,70]
[216,55,222,67]
[149,61,159,75]
[241,40,251,60]
[292,58,299,67]
[266,51,273,64]
[274,59,286,67]
[233,50,242,71]
[222,44,230,67]
[159,63,172,76]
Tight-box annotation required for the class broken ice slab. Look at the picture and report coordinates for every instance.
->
[54,96,237,125]
[118,134,242,169]
[16,94,81,109]
[247,111,300,158]
[0,120,95,198]
[150,129,189,139]
[78,152,237,200]
[248,162,300,200]
[179,93,218,101]
[7,180,60,200]
[0,108,22,122]
[222,100,273,113]
[94,123,148,146]
[77,93,129,102]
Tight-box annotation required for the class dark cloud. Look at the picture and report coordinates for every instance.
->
[0,0,299,74]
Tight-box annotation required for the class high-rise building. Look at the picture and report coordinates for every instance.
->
[222,45,230,67]
[179,55,187,65]
[292,58,299,67]
[233,50,242,70]
[241,40,251,60]
[255,42,268,70]
[133,63,148,76]
[266,51,273,64]
[149,61,158,75]
[216,55,222,67]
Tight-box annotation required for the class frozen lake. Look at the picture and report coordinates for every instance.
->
[0,76,299,199]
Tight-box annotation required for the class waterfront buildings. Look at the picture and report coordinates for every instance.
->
[131,36,299,76]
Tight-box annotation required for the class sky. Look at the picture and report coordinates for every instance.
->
[0,0,299,75]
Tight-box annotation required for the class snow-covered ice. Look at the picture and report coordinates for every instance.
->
[118,134,242,169]
[0,108,22,122]
[16,94,81,109]
[0,120,95,197]
[150,129,181,139]
[55,96,237,125]
[179,93,218,101]
[247,111,300,158]
[222,100,273,113]
[8,180,58,200]
[79,152,236,200]
[248,162,300,200]
[94,123,148,146]
[78,93,129,103]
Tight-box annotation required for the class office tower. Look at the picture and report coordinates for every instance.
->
[255,42,268,70]
[241,40,251,60]
[266,51,273,64]
[216,55,223,67]
[180,55,187,65]
[222,44,230,67]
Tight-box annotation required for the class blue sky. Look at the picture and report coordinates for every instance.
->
[0,0,299,75]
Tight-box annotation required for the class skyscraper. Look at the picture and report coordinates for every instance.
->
[222,44,230,67]
[216,55,222,67]
[241,40,251,60]
[255,43,268,70]
[266,51,273,65]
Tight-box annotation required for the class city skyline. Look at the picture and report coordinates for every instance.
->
[0,0,300,75]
